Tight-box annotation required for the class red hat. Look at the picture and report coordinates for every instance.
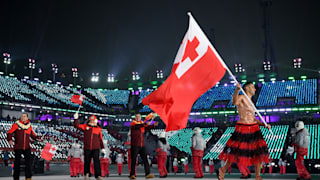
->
[89,115,97,121]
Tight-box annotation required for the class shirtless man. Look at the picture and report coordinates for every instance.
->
[217,82,270,180]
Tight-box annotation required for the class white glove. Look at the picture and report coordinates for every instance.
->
[74,113,79,119]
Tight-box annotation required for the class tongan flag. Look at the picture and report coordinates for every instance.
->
[41,143,58,161]
[71,95,84,105]
[142,13,227,132]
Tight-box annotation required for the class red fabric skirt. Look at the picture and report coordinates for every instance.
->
[219,123,269,166]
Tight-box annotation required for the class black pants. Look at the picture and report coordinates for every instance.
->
[130,146,150,176]
[14,149,33,179]
[84,149,101,178]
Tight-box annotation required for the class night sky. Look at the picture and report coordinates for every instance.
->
[1,0,319,87]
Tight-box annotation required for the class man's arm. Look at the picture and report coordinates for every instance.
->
[232,83,241,106]
[7,123,18,146]
[303,130,310,147]
[145,121,158,129]
[192,136,196,150]
[73,113,85,131]
[99,130,105,149]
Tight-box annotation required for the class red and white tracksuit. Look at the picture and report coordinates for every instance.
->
[100,148,110,177]
[268,160,273,174]
[209,159,214,174]
[80,160,84,176]
[68,143,83,177]
[156,139,170,177]
[293,128,311,180]
[100,158,109,177]
[173,159,178,173]
[262,162,266,174]
[183,159,189,174]
[116,154,124,175]
[278,159,286,174]
[295,147,310,179]
[191,131,206,178]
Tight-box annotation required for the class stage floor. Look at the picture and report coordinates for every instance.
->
[0,164,319,180]
[0,174,319,180]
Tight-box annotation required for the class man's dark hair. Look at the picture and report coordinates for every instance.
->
[243,82,253,92]
[22,113,28,117]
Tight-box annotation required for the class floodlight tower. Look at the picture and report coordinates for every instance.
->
[260,0,277,76]
[3,53,11,75]
[28,58,36,79]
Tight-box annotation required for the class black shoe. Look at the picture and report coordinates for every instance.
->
[248,174,251,178]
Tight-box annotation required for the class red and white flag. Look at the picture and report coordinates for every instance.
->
[71,94,84,105]
[142,13,227,132]
[41,143,58,161]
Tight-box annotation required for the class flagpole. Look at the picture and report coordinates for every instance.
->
[76,105,81,113]
[187,12,273,135]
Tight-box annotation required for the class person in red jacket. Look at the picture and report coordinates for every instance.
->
[7,113,40,180]
[74,113,104,180]
[129,113,158,179]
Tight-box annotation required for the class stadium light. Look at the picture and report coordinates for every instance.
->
[51,64,58,82]
[72,67,78,78]
[156,70,163,79]
[107,73,114,83]
[263,61,271,71]
[132,72,140,80]
[91,72,99,82]
[28,58,36,69]
[3,53,11,75]
[293,58,302,69]
[234,63,245,73]
[72,67,78,85]
[28,58,36,79]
